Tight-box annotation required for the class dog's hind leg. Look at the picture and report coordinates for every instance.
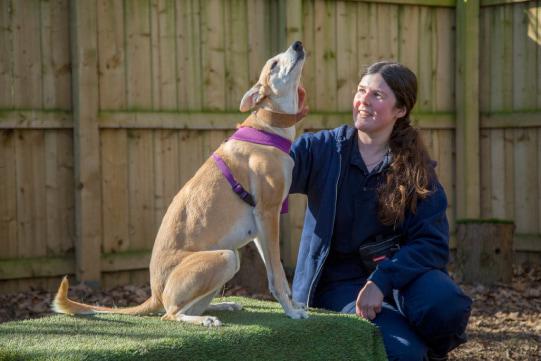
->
[160,249,239,326]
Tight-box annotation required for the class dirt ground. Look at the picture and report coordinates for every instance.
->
[1,266,539,360]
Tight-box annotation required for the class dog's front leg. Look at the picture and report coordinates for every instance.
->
[254,209,308,319]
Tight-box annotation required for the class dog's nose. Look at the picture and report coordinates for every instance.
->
[292,41,303,52]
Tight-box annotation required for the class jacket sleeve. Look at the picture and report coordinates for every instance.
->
[368,183,450,297]
[289,133,314,195]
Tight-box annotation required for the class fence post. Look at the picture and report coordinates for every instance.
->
[70,0,102,286]
[455,0,480,220]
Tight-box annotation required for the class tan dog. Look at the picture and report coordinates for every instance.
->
[53,41,308,326]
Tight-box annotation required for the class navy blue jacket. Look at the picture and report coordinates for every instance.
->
[289,125,450,306]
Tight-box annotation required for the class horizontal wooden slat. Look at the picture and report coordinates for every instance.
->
[3,110,541,130]
[480,0,531,7]
[480,111,541,129]
[0,110,72,129]
[349,0,455,8]
[0,251,151,280]
[0,256,74,280]
[101,251,151,272]
[98,111,245,129]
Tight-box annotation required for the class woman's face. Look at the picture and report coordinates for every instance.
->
[352,73,405,137]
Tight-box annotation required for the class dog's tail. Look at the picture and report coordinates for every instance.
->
[52,276,161,316]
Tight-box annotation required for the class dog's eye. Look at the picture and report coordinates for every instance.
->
[271,61,278,70]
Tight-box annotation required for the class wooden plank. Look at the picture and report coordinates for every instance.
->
[41,0,71,110]
[314,0,337,110]
[151,0,177,110]
[126,0,152,109]
[176,0,202,110]
[513,128,538,234]
[539,127,541,235]
[0,1,13,108]
[247,0,268,87]
[537,2,541,110]
[0,256,74,280]
[0,130,17,259]
[435,7,454,112]
[101,129,129,253]
[512,2,536,110]
[301,0,315,107]
[481,0,531,7]
[38,130,74,259]
[336,1,358,112]
[71,0,102,284]
[101,251,151,272]
[45,131,61,255]
[503,129,515,219]
[0,110,73,129]
[350,0,455,6]
[128,130,156,250]
[489,130,506,218]
[97,0,126,110]
[479,129,492,218]
[224,0,249,110]
[455,0,480,219]
[375,4,399,60]
[178,130,205,186]
[12,0,42,109]
[201,0,226,111]
[437,129,456,235]
[55,130,75,255]
[479,6,491,112]
[397,4,419,72]
[286,0,303,46]
[418,6,435,111]
[15,130,47,258]
[153,130,180,229]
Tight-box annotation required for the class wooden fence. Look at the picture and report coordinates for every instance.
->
[0,0,540,292]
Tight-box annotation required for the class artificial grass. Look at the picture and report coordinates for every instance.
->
[0,296,387,361]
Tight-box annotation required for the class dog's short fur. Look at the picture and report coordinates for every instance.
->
[52,41,308,326]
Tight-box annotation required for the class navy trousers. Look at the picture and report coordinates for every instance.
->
[315,270,472,361]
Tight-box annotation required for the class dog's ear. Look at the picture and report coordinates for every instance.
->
[239,83,267,112]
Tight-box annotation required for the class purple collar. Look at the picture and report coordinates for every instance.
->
[229,127,292,154]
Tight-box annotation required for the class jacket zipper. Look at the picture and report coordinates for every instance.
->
[306,150,342,305]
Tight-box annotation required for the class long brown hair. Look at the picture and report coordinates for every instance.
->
[361,61,436,226]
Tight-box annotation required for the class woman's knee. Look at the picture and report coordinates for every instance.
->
[401,270,472,336]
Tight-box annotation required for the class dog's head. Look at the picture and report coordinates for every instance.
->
[240,41,305,115]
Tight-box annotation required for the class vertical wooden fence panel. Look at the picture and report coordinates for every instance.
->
[0,1,13,108]
[456,0,480,219]
[41,0,71,110]
[336,1,358,112]
[12,0,42,109]
[71,0,102,284]
[0,131,17,259]
[101,129,129,253]
[97,0,126,110]
[128,130,156,250]
[126,0,152,110]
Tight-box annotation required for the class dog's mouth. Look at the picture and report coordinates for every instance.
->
[287,53,305,76]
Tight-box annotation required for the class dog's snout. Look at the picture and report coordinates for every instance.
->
[292,41,303,52]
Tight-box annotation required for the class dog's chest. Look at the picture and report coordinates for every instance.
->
[213,208,257,250]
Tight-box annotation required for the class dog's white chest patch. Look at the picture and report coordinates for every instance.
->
[214,209,257,250]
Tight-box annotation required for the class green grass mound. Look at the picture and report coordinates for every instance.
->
[0,297,386,361]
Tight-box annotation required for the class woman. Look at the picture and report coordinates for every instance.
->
[290,61,472,361]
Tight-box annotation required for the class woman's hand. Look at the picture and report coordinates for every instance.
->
[355,280,384,320]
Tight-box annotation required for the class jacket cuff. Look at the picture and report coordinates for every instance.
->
[368,268,393,297]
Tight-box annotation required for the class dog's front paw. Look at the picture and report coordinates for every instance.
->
[201,316,222,327]
[286,308,309,320]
